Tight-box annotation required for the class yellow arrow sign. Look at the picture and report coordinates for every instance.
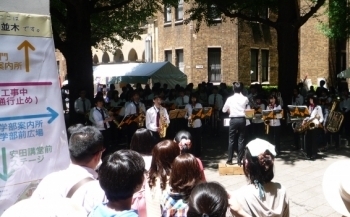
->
[17,40,35,72]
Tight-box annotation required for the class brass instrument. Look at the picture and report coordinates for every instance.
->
[326,101,344,133]
[294,115,322,133]
[138,108,146,128]
[159,106,168,138]
[188,117,193,128]
[264,119,270,134]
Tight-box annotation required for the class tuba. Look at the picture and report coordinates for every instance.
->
[159,106,168,138]
[326,100,344,133]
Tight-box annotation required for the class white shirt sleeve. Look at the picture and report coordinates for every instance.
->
[222,98,230,113]
[146,109,158,132]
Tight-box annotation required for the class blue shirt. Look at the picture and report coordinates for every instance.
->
[88,203,138,217]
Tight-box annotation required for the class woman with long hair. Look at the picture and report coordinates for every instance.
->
[146,140,180,216]
[230,139,289,217]
[161,153,202,217]
[304,95,324,160]
[185,94,203,157]
[174,130,206,181]
[267,95,282,155]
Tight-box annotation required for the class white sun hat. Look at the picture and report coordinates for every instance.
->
[246,138,276,157]
[2,197,87,217]
[323,160,350,217]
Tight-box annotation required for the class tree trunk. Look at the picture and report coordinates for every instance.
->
[276,0,299,107]
[63,2,93,125]
[276,26,299,107]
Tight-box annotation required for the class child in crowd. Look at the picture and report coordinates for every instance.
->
[88,150,145,217]
[161,153,202,217]
[187,182,228,217]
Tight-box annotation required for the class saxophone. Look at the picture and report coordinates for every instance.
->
[159,106,168,138]
[138,107,146,128]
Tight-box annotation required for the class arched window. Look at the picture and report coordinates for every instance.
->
[113,49,124,63]
[128,49,138,62]
[93,54,99,64]
[102,52,110,63]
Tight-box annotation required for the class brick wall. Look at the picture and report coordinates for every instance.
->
[299,5,329,87]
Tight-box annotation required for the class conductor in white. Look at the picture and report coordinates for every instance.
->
[222,82,249,166]
[146,94,170,144]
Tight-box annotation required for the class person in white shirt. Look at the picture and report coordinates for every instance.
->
[266,95,282,155]
[124,91,146,145]
[185,94,203,157]
[222,82,249,166]
[74,90,91,125]
[146,94,170,144]
[251,95,266,139]
[31,126,105,214]
[292,88,304,106]
[91,97,113,148]
[175,88,189,108]
[109,91,122,108]
[303,95,324,160]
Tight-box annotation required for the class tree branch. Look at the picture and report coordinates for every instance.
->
[50,7,67,27]
[215,3,276,28]
[91,0,133,14]
[297,0,326,27]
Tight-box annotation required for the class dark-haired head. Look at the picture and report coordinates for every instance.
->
[243,149,275,185]
[269,95,279,106]
[174,130,192,153]
[99,150,145,202]
[170,154,202,196]
[233,82,242,93]
[69,126,104,166]
[308,95,318,106]
[148,140,180,190]
[67,123,84,140]
[187,182,228,217]
[130,128,154,155]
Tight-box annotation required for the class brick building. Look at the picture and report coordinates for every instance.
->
[56,2,350,88]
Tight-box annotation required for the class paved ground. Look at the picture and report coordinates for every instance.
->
[200,126,350,217]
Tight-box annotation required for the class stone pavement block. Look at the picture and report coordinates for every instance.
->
[302,195,328,209]
[309,205,338,217]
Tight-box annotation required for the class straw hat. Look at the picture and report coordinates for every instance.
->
[323,160,350,217]
[2,198,87,217]
[246,138,276,157]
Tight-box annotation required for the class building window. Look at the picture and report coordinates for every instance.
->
[176,49,184,72]
[259,7,269,19]
[250,49,259,82]
[208,5,221,22]
[164,5,172,23]
[175,0,184,21]
[165,50,172,62]
[261,50,269,82]
[208,48,221,82]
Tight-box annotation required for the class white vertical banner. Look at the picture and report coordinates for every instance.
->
[0,11,70,214]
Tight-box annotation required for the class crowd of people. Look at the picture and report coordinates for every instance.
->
[4,124,289,217]
[4,79,350,216]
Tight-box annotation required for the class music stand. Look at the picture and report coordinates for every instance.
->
[287,105,310,120]
[245,109,255,119]
[169,109,187,132]
[201,107,213,119]
[287,105,310,159]
[118,114,138,129]
[191,108,203,121]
